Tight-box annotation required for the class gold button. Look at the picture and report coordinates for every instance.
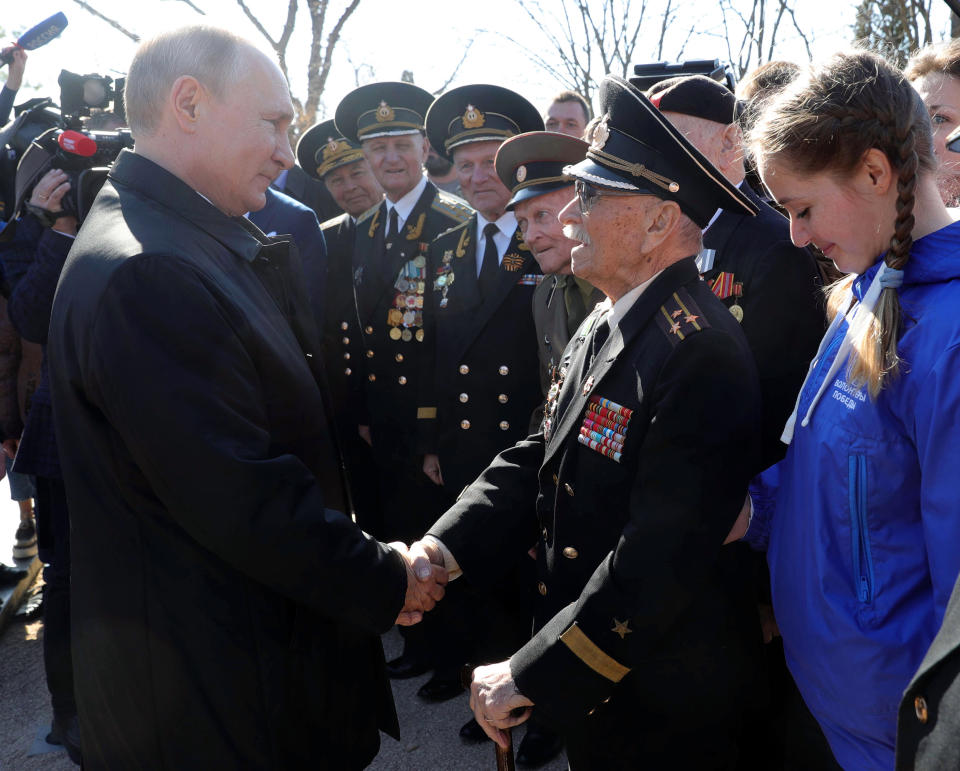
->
[395,353,404,362]
[602,697,610,704]
[459,365,470,375]
[343,353,350,360]
[564,483,575,497]
[542,527,548,540]
[537,581,547,595]
[344,368,352,376]
[588,707,596,715]
[498,393,508,404]
[398,376,407,385]
[340,321,348,331]
[499,365,509,375]
[368,374,376,382]
[552,473,559,484]
[499,421,510,430]
[342,337,350,345]
[459,393,469,403]
[563,546,579,559]
[460,419,471,430]
[365,325,373,334]
[366,350,374,358]
[915,695,929,724]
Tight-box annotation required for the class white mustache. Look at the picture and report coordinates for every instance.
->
[563,224,591,245]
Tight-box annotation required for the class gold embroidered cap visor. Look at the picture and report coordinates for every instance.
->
[333,81,434,144]
[495,131,588,211]
[425,83,544,162]
[296,119,365,180]
[562,75,757,228]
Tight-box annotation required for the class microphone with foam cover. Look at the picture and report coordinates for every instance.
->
[58,130,97,157]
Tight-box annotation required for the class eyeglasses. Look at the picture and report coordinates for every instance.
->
[574,179,644,214]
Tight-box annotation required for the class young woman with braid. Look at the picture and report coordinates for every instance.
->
[733,51,960,769]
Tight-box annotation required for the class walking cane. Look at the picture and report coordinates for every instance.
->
[461,665,516,771]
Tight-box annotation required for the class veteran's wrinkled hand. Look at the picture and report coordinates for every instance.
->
[470,660,534,749]
[391,541,448,626]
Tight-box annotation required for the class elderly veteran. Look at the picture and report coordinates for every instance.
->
[297,119,384,532]
[47,27,446,769]
[333,82,472,682]
[494,130,605,429]
[408,74,764,769]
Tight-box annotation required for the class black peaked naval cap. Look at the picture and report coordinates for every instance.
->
[297,119,365,181]
[645,74,740,124]
[425,84,544,161]
[495,131,587,211]
[564,75,757,228]
[334,81,434,144]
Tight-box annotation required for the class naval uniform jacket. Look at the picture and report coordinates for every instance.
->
[428,257,761,760]
[48,151,407,769]
[350,181,471,453]
[701,183,824,468]
[896,573,960,771]
[420,214,543,496]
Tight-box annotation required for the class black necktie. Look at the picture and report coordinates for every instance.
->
[589,315,610,367]
[479,222,500,300]
[386,206,400,246]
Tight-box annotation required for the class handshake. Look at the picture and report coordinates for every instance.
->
[390,539,448,626]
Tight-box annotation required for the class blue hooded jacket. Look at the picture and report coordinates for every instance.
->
[748,219,960,770]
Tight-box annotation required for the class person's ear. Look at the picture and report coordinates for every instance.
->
[719,122,744,174]
[169,76,204,134]
[860,147,894,196]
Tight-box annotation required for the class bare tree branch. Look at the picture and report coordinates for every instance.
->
[70,0,140,42]
[432,39,476,95]
[162,0,206,13]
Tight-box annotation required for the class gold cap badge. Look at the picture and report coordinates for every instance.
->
[463,104,485,129]
[376,101,395,123]
[515,165,527,183]
[591,115,610,151]
[322,137,346,160]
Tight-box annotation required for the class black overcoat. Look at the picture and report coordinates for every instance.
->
[429,257,762,767]
[48,151,407,770]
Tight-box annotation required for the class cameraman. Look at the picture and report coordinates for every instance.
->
[0,166,81,764]
[1,46,27,125]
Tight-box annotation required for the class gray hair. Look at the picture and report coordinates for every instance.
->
[124,25,248,137]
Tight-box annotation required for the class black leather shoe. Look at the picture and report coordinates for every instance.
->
[48,713,83,766]
[459,716,489,744]
[416,673,464,702]
[385,652,430,679]
[517,722,563,768]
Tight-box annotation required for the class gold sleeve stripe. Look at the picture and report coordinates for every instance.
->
[417,407,437,419]
[559,623,630,683]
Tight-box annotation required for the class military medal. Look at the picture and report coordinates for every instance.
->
[389,327,402,340]
[582,375,595,395]
[401,329,412,342]
[730,282,744,323]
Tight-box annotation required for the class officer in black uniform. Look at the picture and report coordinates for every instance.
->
[494,131,605,433]
[296,119,384,532]
[420,85,545,498]
[414,75,764,769]
[645,74,825,469]
[334,82,472,679]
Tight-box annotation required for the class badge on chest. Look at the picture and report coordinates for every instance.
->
[577,396,633,463]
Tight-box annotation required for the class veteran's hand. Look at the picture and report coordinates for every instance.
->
[724,494,752,544]
[391,541,448,626]
[422,453,443,486]
[470,660,534,749]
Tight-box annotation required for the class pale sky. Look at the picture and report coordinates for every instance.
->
[2,0,955,123]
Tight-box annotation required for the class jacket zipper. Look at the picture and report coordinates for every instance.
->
[848,454,874,603]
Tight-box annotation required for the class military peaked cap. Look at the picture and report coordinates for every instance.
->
[563,75,757,228]
[495,131,587,211]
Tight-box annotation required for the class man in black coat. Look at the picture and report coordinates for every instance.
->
[296,119,384,532]
[409,76,764,769]
[47,27,444,770]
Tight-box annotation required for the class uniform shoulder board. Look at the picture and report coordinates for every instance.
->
[356,202,381,225]
[320,212,348,232]
[433,217,471,244]
[432,191,473,223]
[654,288,711,347]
